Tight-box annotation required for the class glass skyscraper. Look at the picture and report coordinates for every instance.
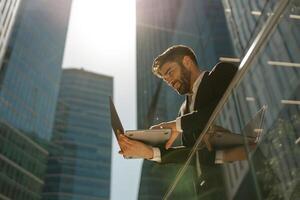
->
[136,0,235,199]
[43,69,113,200]
[0,0,72,199]
[0,0,72,140]
[0,0,22,69]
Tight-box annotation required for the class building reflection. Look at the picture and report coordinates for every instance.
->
[215,0,300,199]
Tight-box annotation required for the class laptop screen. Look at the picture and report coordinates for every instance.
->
[109,96,124,138]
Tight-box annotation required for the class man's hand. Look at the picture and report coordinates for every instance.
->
[118,134,154,159]
[150,120,179,150]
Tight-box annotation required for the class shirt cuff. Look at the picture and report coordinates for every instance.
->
[176,117,183,132]
[148,147,161,163]
[215,150,224,164]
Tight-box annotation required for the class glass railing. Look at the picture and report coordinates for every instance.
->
[163,0,299,199]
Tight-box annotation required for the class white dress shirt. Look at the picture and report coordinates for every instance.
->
[149,71,224,163]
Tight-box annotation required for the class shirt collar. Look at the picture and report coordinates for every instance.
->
[187,71,205,96]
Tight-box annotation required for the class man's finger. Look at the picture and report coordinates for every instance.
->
[150,125,160,129]
[119,139,130,148]
[165,135,177,149]
[117,129,123,140]
[119,137,131,148]
[150,122,167,130]
[120,135,133,145]
[117,129,123,134]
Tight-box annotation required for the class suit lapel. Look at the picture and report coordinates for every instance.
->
[194,71,209,110]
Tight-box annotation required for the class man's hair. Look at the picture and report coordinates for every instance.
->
[152,45,198,78]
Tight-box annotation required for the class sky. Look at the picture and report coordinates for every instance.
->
[62,0,143,199]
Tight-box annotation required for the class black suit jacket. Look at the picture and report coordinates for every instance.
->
[158,62,238,185]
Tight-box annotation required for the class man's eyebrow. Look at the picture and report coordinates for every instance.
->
[163,66,172,76]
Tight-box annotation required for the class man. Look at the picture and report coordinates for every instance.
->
[118,45,254,198]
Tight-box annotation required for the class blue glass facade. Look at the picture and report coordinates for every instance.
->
[136,0,235,199]
[0,120,49,200]
[0,0,72,199]
[0,0,72,141]
[43,69,113,200]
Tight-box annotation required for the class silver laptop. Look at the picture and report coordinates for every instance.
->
[109,97,171,146]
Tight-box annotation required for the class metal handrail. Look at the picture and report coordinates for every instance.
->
[162,0,290,199]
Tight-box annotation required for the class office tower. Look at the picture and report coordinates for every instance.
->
[43,69,113,200]
[136,0,235,199]
[0,0,22,69]
[0,0,72,199]
[216,0,300,199]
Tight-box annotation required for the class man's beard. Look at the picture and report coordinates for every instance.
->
[176,65,191,95]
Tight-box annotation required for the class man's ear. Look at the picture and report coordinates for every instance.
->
[182,56,193,69]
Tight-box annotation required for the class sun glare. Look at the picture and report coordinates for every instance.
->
[63,1,140,200]
[69,0,136,61]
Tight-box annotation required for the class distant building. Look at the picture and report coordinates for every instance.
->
[0,120,49,200]
[0,0,22,69]
[0,0,72,199]
[0,0,72,140]
[43,69,113,200]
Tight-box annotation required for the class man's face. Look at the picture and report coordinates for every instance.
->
[159,61,191,95]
